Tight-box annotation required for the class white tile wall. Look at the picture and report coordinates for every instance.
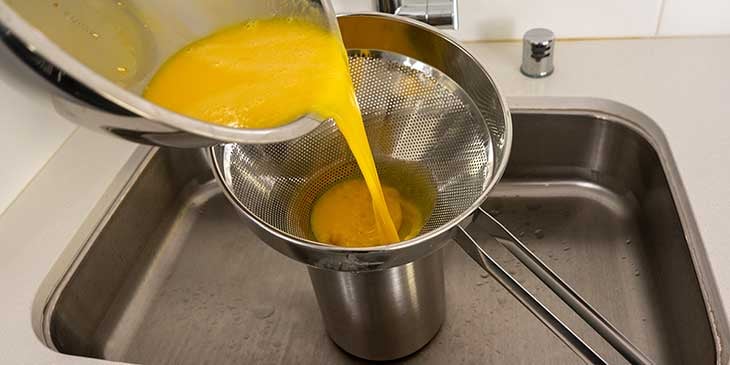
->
[447,0,664,41]
[330,0,377,13]
[658,0,730,36]
[331,0,730,40]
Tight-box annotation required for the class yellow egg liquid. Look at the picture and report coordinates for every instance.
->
[144,18,423,246]
[310,178,424,248]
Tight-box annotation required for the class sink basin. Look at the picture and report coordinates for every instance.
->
[39,99,726,364]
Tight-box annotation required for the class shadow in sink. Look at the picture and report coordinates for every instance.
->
[43,103,723,364]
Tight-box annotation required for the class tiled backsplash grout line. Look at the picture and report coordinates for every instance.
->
[655,0,668,36]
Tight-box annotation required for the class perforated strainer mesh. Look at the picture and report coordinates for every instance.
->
[211,49,494,244]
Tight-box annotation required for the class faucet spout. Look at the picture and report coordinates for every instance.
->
[377,0,458,29]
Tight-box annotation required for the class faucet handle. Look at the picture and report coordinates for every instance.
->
[377,0,458,29]
[521,28,555,78]
[427,1,458,28]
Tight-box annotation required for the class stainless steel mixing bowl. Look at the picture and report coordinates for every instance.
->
[0,0,342,146]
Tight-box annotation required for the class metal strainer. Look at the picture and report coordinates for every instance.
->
[212,48,494,261]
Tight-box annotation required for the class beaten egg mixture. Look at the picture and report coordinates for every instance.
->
[144,18,425,247]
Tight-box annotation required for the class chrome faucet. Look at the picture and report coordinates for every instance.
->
[377,0,458,29]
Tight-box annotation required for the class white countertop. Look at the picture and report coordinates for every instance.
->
[1,36,729,363]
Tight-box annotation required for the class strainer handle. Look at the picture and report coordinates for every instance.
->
[454,226,607,365]
[455,206,655,365]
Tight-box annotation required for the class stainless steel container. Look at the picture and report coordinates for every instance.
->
[309,250,445,360]
[0,0,337,146]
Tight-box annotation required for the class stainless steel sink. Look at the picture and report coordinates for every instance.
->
[39,99,727,364]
